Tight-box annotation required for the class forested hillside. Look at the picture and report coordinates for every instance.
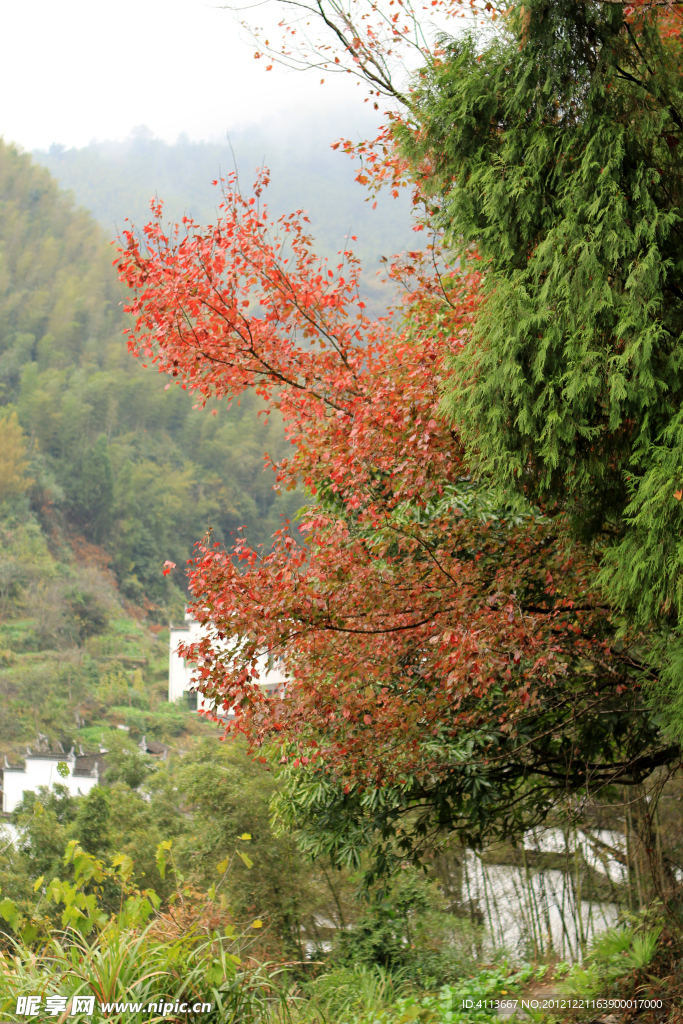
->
[0,139,299,759]
[0,140,299,607]
[107,0,683,1010]
[2,0,683,1012]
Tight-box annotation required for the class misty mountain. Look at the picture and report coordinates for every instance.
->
[33,118,415,311]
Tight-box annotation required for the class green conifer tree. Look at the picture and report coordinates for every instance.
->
[76,434,114,543]
[403,0,683,720]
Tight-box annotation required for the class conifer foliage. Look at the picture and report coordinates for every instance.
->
[405,1,683,668]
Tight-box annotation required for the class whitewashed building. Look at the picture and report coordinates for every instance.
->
[168,610,286,714]
[1,750,105,814]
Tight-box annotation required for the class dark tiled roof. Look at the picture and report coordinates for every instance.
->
[24,753,67,761]
[73,754,108,778]
[3,753,67,772]
[144,741,169,756]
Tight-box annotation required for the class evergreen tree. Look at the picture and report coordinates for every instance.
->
[404,1,683,716]
[0,412,32,501]
[74,786,111,857]
[75,434,114,543]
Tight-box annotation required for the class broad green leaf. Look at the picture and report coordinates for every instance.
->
[48,879,63,903]
[0,897,18,926]
[155,842,169,879]
[144,889,161,910]
[112,853,134,879]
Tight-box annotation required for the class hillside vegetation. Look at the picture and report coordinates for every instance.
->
[0,140,529,1018]
[0,138,300,759]
[0,140,300,599]
[4,39,681,1015]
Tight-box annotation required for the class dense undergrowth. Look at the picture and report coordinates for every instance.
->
[0,910,677,1024]
[0,765,679,1024]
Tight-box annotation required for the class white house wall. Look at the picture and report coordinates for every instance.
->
[2,758,99,814]
[168,615,216,713]
[168,611,286,714]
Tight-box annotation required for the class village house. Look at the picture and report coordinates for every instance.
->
[1,748,106,814]
[168,609,286,713]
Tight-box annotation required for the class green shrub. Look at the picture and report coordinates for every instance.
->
[331,871,487,987]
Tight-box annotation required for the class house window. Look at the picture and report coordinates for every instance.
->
[186,691,198,712]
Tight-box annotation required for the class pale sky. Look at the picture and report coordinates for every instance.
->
[0,0,373,150]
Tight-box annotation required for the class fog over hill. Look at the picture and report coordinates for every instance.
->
[33,116,415,312]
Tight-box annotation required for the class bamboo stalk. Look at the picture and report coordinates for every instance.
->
[624,789,633,913]
[478,852,496,945]
[627,796,644,910]
[654,802,667,900]
[538,867,553,956]
[574,826,586,956]
[522,845,539,960]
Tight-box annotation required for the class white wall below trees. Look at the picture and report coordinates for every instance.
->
[168,610,286,715]
[2,752,101,814]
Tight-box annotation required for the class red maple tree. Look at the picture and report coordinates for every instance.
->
[117,167,640,795]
